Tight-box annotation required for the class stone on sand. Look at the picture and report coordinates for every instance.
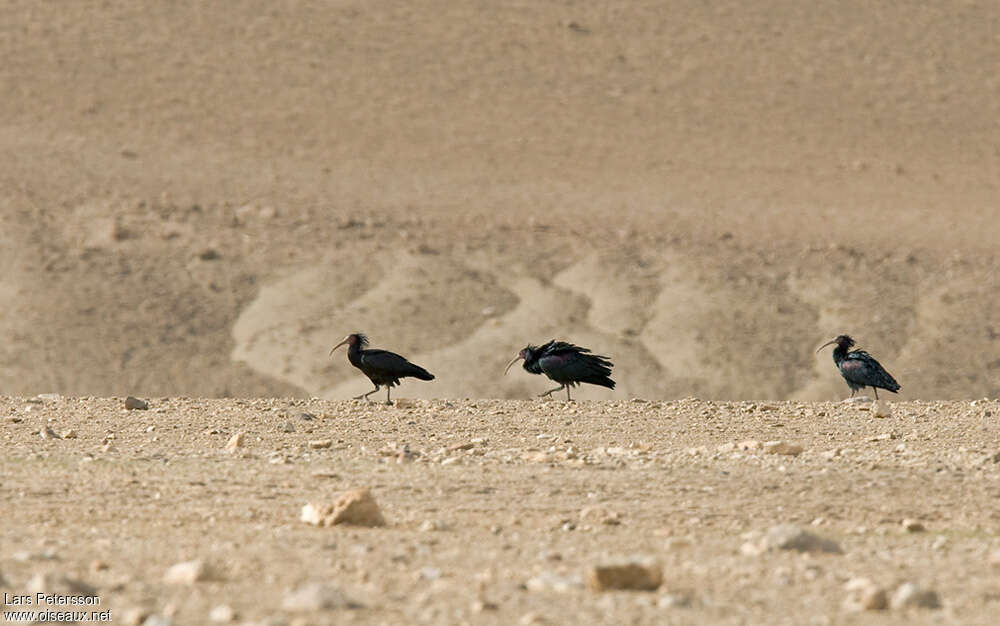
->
[586,557,662,591]
[163,559,218,585]
[301,488,386,527]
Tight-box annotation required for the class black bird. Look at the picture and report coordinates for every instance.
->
[816,334,900,400]
[503,340,615,401]
[330,333,434,404]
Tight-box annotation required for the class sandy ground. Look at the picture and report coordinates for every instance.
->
[2,2,1000,624]
[3,396,1000,625]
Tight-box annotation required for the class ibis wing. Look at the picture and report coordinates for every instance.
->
[841,351,900,392]
[538,348,615,388]
[360,349,434,381]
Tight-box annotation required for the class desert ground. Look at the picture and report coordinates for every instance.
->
[1,1,999,624]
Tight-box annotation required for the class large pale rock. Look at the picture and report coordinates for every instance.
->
[301,488,386,527]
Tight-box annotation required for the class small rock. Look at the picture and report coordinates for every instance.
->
[579,506,622,526]
[749,524,842,554]
[61,429,78,439]
[142,616,173,626]
[890,582,941,610]
[657,591,693,608]
[419,519,447,532]
[394,398,418,409]
[525,571,584,593]
[902,519,925,533]
[763,441,803,456]
[125,396,149,410]
[308,439,333,449]
[163,559,218,585]
[40,425,61,439]
[586,557,662,591]
[209,605,236,622]
[299,412,316,421]
[282,583,360,611]
[737,440,761,451]
[301,488,386,527]
[418,567,442,581]
[280,422,295,433]
[843,577,888,611]
[90,559,109,572]
[872,400,893,418]
[198,248,221,261]
[225,432,244,453]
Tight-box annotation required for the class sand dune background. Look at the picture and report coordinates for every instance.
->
[1,1,998,400]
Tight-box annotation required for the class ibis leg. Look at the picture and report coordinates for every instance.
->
[385,386,393,405]
[873,387,879,400]
[538,384,565,398]
[354,384,379,401]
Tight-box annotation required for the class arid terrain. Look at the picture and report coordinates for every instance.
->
[1,1,999,624]
[3,396,1000,625]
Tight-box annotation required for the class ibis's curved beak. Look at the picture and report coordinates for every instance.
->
[329,336,350,356]
[815,339,837,354]
[503,355,523,375]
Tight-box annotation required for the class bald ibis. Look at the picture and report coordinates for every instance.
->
[504,340,615,401]
[817,334,900,400]
[330,333,434,404]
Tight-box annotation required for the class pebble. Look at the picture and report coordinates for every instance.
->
[525,571,584,593]
[744,524,843,555]
[890,582,941,609]
[225,432,244,453]
[419,519,447,532]
[209,605,236,622]
[657,591,693,608]
[61,429,78,439]
[737,440,761,451]
[308,439,333,449]
[40,425,61,440]
[163,559,218,585]
[763,441,803,456]
[901,518,926,533]
[301,488,386,527]
[579,506,623,526]
[586,557,663,591]
[124,396,149,410]
[842,577,888,611]
[282,583,360,611]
